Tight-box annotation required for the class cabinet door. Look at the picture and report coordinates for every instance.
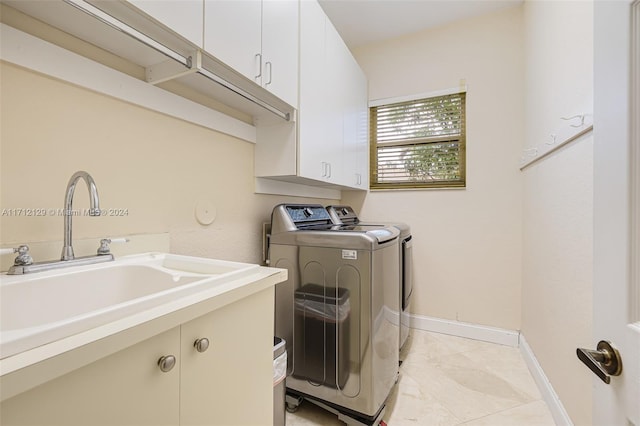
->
[180,288,275,426]
[298,0,329,182]
[346,55,369,189]
[355,68,370,188]
[0,328,181,426]
[204,0,262,81]
[261,0,299,107]
[128,0,204,47]
[324,18,351,185]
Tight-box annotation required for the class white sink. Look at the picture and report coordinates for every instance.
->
[0,253,260,359]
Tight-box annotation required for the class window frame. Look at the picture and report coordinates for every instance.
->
[369,91,467,190]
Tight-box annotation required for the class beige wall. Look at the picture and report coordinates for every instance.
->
[521,1,594,425]
[344,6,525,330]
[0,60,335,265]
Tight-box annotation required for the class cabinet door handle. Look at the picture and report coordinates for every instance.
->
[157,355,176,373]
[321,162,327,177]
[254,53,262,80]
[327,163,332,178]
[194,338,210,353]
[265,61,272,86]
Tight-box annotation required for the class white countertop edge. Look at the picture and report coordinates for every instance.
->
[0,266,286,401]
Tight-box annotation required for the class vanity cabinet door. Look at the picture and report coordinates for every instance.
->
[0,328,181,426]
[180,287,275,426]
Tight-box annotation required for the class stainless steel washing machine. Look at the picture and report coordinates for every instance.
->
[268,204,399,425]
[327,205,413,350]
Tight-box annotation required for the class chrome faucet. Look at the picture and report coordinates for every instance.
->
[61,171,102,260]
[3,171,122,275]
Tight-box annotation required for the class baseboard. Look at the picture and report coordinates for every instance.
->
[519,335,573,426]
[409,314,520,347]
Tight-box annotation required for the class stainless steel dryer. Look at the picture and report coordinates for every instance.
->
[327,205,413,350]
[268,204,399,425]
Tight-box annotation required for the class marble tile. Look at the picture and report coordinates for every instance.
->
[285,400,343,426]
[401,358,533,422]
[382,372,463,426]
[460,400,555,426]
[285,329,555,426]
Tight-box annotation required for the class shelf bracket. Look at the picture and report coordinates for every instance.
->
[145,50,201,85]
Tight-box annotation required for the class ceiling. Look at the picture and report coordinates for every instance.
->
[318,0,523,49]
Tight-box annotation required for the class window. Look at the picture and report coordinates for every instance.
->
[370,92,466,189]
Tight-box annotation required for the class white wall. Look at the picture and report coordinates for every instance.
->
[521,1,594,425]
[344,5,524,330]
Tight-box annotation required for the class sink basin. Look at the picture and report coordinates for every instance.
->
[1,265,202,331]
[0,253,260,359]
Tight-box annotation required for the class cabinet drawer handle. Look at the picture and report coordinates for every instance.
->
[255,53,262,80]
[194,338,210,353]
[157,355,176,372]
[265,61,272,85]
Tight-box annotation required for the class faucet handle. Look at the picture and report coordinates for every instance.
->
[97,238,130,255]
[1,245,34,265]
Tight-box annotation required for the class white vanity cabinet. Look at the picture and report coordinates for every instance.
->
[180,286,274,425]
[0,288,275,426]
[203,0,299,107]
[0,328,182,426]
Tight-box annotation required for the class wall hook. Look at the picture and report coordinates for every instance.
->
[561,114,585,128]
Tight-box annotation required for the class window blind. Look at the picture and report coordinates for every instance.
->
[370,92,466,189]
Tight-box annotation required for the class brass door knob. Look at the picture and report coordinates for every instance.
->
[576,340,622,384]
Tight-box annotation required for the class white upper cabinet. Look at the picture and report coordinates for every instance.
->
[261,0,299,108]
[349,54,369,188]
[128,0,204,48]
[297,0,367,187]
[256,0,368,191]
[203,0,262,80]
[298,0,329,182]
[203,0,298,107]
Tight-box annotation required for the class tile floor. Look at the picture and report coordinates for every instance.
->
[286,329,556,426]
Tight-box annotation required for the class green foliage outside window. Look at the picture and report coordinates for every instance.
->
[370,92,466,189]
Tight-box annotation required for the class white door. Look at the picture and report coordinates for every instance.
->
[591,1,640,425]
